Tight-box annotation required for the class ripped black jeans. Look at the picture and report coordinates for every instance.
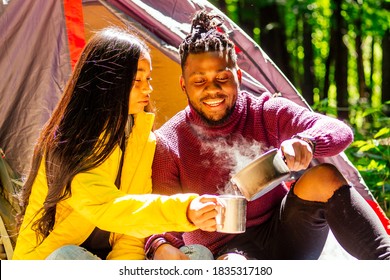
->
[218,185,390,260]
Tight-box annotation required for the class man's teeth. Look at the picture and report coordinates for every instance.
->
[204,99,223,106]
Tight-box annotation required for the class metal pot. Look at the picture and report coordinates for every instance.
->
[216,194,247,233]
[230,148,290,201]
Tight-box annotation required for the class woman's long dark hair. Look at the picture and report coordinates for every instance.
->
[17,27,149,241]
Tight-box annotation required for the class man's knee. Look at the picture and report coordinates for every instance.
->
[293,163,348,202]
[180,244,214,260]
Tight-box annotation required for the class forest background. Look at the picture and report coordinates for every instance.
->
[209,0,390,217]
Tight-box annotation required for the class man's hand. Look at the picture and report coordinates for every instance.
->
[187,195,220,232]
[280,138,313,171]
[154,244,190,260]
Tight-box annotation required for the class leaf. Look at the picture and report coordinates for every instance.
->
[358,142,377,152]
[362,108,380,117]
[374,128,390,139]
[351,140,369,148]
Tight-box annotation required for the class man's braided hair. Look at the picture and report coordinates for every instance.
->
[179,10,237,70]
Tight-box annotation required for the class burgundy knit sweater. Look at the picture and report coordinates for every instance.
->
[147,91,353,256]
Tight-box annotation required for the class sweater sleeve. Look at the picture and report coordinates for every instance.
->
[262,96,354,158]
[144,231,185,255]
[151,131,184,195]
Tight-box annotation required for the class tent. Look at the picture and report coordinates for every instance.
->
[0,0,388,260]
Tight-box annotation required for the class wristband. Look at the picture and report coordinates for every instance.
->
[292,134,316,154]
[145,237,170,260]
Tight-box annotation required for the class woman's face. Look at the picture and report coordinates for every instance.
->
[129,51,153,114]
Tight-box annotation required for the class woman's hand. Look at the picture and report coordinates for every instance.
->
[187,195,220,231]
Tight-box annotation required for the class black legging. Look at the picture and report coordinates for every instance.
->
[219,185,390,260]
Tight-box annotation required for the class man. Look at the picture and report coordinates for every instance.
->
[145,10,390,260]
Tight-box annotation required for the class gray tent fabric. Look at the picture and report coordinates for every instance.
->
[0,0,72,176]
[104,0,374,203]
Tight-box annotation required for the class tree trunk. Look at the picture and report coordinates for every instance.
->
[236,1,256,40]
[302,13,315,105]
[369,37,374,98]
[323,33,334,101]
[333,0,349,120]
[355,11,369,102]
[258,2,294,84]
[382,29,390,115]
[215,0,227,14]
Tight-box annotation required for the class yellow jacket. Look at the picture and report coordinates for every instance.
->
[13,112,198,260]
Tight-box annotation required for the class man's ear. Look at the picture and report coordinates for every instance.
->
[179,76,186,91]
[237,68,242,84]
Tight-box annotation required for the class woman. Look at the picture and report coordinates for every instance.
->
[12,27,219,260]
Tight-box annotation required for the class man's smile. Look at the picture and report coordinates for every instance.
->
[203,98,225,107]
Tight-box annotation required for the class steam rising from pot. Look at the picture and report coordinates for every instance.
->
[197,133,272,195]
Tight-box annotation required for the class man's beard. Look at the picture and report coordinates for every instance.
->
[188,97,235,127]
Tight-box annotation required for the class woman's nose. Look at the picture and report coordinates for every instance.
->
[143,82,153,94]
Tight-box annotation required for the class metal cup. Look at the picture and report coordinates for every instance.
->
[216,195,247,233]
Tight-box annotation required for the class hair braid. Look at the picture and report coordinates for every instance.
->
[179,10,237,69]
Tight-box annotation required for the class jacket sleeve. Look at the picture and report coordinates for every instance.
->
[67,163,199,238]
